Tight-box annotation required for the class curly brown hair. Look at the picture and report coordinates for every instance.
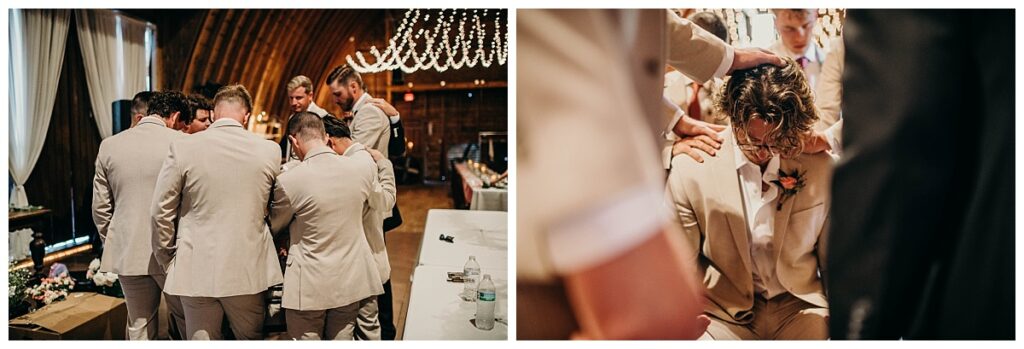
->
[716,57,818,158]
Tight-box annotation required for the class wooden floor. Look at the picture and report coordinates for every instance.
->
[386,181,453,340]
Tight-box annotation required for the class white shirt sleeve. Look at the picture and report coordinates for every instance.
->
[544,185,673,275]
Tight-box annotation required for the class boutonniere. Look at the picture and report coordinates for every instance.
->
[771,168,806,211]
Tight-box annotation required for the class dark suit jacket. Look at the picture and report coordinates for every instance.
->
[828,9,1014,340]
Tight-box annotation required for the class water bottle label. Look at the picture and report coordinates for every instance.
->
[478,290,496,302]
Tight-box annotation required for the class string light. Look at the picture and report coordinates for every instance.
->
[347,9,509,73]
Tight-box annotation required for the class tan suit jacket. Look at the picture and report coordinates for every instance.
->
[269,145,383,311]
[666,129,831,324]
[518,9,729,282]
[342,142,392,282]
[92,116,184,276]
[351,93,391,158]
[151,118,284,297]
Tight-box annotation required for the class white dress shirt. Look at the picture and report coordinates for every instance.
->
[732,135,787,299]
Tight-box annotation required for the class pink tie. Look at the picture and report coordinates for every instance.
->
[687,82,702,121]
[796,56,810,69]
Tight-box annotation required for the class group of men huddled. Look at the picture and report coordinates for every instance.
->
[92,65,404,340]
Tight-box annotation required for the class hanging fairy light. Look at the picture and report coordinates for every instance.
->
[347,9,509,73]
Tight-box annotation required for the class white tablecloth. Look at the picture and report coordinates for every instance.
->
[403,265,507,340]
[469,187,508,211]
[417,209,507,269]
[455,162,508,211]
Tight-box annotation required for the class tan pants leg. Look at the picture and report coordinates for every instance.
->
[767,293,829,340]
[119,275,162,340]
[179,296,224,340]
[700,313,758,340]
[219,293,266,340]
[353,296,381,340]
[285,309,327,340]
[150,273,186,340]
[324,299,364,340]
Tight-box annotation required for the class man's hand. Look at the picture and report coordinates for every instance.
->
[369,98,399,117]
[728,47,785,75]
[803,130,832,154]
[367,148,385,162]
[672,115,726,163]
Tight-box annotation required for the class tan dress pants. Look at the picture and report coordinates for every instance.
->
[119,274,186,340]
[700,292,829,340]
[285,297,371,340]
[179,292,266,340]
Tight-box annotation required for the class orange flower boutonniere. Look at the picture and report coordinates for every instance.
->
[772,168,806,210]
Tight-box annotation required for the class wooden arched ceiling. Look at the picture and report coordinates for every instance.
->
[177,9,387,123]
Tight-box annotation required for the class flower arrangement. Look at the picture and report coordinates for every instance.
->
[9,261,32,317]
[86,258,123,298]
[26,263,75,307]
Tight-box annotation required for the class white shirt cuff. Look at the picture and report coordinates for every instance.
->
[663,96,684,141]
[545,185,672,275]
[825,118,843,156]
[713,45,735,79]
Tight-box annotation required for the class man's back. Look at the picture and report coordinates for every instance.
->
[344,143,392,282]
[273,147,382,311]
[94,116,184,276]
[154,118,284,297]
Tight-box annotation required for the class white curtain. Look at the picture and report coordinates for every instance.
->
[9,9,71,207]
[76,9,152,139]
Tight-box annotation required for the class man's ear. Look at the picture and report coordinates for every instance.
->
[167,112,181,129]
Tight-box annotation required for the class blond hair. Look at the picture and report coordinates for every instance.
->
[287,75,313,94]
[213,84,253,113]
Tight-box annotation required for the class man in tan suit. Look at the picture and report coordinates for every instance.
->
[151,84,284,340]
[517,9,782,339]
[322,115,396,340]
[667,60,831,340]
[269,112,383,340]
[324,65,391,157]
[92,91,190,340]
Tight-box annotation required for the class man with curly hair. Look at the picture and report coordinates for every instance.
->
[667,58,833,339]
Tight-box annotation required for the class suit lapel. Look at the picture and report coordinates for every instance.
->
[713,130,753,275]
[771,157,798,265]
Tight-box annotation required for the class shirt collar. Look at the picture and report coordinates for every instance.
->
[731,128,781,181]
[352,92,372,112]
[137,115,166,127]
[303,145,336,162]
[773,41,823,63]
[211,118,243,129]
[342,142,365,157]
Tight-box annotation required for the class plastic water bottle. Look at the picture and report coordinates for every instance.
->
[475,274,496,330]
[462,256,481,301]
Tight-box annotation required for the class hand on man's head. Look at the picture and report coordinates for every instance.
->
[728,47,785,75]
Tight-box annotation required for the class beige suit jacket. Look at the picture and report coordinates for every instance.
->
[517,9,729,281]
[92,116,184,276]
[351,93,391,158]
[151,118,284,297]
[269,145,383,311]
[342,142,392,282]
[667,129,831,324]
